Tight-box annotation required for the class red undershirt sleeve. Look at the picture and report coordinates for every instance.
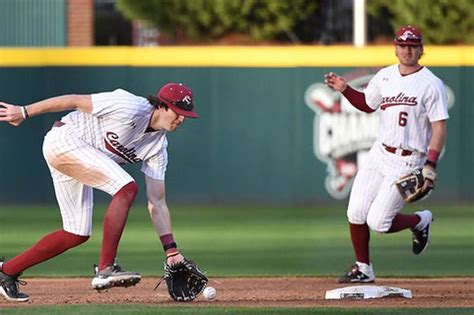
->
[341,85,375,113]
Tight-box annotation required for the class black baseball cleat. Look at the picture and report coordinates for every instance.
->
[0,270,29,302]
[412,210,433,255]
[338,262,375,283]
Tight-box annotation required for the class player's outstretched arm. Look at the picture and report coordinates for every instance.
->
[25,95,93,117]
[324,72,375,114]
[0,102,25,126]
[0,95,92,127]
[324,72,348,92]
[145,175,208,302]
[145,175,184,265]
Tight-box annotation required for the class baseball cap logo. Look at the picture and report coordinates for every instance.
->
[183,95,192,105]
[399,31,416,41]
[176,95,194,111]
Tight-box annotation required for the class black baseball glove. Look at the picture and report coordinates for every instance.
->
[155,258,208,302]
[396,166,437,203]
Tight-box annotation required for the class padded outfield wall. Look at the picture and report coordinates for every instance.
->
[0,46,472,204]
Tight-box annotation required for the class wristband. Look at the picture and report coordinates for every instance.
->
[163,242,177,251]
[20,106,29,120]
[425,149,440,168]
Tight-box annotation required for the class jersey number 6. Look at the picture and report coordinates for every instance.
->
[398,111,408,127]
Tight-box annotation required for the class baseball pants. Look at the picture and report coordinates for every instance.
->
[347,142,425,233]
[42,124,134,236]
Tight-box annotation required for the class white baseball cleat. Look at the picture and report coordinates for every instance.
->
[91,263,141,291]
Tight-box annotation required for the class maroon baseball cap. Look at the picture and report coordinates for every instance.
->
[393,25,423,46]
[156,83,198,118]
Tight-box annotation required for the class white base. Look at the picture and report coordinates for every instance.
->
[325,285,412,300]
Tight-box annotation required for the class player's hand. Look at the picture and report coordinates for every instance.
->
[324,72,348,92]
[421,164,437,191]
[0,102,26,126]
[166,252,185,266]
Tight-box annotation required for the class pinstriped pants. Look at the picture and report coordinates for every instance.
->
[346,141,426,233]
[42,125,134,236]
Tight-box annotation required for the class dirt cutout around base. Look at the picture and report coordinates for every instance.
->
[1,277,473,309]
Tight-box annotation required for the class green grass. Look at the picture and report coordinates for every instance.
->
[0,203,472,278]
[0,204,472,313]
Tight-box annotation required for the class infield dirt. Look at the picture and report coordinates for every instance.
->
[0,277,472,308]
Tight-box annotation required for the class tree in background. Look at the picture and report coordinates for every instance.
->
[116,0,472,45]
[368,0,474,44]
[116,0,317,44]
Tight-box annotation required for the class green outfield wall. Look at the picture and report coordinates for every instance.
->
[0,47,472,204]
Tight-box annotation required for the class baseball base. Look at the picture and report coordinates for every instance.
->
[325,285,412,300]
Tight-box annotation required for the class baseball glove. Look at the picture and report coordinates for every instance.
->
[396,166,437,203]
[154,258,208,302]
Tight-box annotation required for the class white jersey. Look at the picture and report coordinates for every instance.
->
[364,65,449,153]
[61,89,168,180]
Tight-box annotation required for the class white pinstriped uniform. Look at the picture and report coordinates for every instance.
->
[347,65,449,232]
[42,89,168,236]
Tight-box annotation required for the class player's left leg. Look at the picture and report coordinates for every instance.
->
[388,209,433,254]
[91,181,141,291]
[47,168,140,291]
[98,181,137,269]
[366,176,405,234]
[366,177,433,255]
[410,210,433,255]
[368,147,433,255]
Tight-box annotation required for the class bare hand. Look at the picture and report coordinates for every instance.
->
[324,72,348,92]
[166,252,185,265]
[0,102,25,126]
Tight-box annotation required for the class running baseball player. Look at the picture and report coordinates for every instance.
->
[324,25,449,282]
[0,83,199,301]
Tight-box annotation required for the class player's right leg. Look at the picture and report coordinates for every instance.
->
[338,167,382,283]
[0,166,90,302]
[1,135,92,302]
[42,127,141,290]
[0,230,89,302]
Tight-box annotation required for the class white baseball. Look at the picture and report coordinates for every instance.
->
[203,286,217,300]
